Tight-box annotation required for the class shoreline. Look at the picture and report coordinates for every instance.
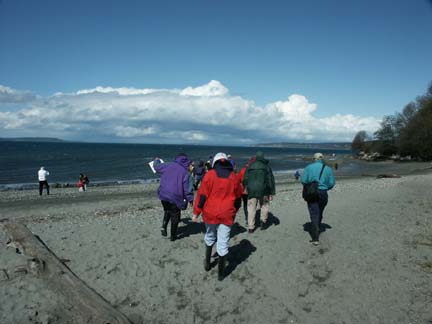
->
[1,159,431,192]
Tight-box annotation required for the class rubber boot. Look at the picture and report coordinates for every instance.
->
[218,255,226,281]
[161,212,169,237]
[170,218,179,241]
[204,245,212,271]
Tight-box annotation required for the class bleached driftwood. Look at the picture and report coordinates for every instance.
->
[1,221,132,324]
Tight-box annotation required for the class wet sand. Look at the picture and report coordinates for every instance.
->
[1,162,432,323]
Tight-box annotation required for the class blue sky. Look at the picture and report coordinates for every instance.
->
[1,0,431,144]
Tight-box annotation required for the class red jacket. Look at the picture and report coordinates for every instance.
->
[193,168,242,225]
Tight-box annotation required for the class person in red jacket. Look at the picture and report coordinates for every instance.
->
[192,152,243,281]
[237,156,256,226]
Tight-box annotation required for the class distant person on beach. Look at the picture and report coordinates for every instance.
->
[78,173,89,192]
[192,152,242,281]
[237,156,256,226]
[205,156,213,172]
[193,160,206,190]
[83,174,89,190]
[301,153,335,246]
[243,151,276,233]
[153,153,194,241]
[294,170,301,181]
[38,166,50,195]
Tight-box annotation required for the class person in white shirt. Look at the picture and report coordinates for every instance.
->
[38,166,50,195]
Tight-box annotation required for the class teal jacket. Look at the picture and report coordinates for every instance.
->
[301,160,335,191]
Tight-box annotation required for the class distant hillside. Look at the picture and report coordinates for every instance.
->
[253,142,351,150]
[0,137,65,143]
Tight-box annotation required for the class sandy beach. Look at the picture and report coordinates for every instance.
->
[1,162,432,324]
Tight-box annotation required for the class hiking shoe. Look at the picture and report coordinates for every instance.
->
[260,221,268,231]
[248,228,255,234]
[311,240,320,246]
[161,228,167,237]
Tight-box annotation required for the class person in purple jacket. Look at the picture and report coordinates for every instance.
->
[153,153,194,241]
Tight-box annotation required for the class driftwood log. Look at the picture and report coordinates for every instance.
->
[1,221,132,324]
[376,174,401,178]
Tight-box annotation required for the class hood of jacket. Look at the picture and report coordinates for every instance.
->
[174,154,191,170]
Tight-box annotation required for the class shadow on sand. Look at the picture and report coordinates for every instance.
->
[225,239,256,277]
[177,218,205,239]
[302,222,332,240]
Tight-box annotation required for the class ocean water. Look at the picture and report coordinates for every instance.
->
[0,141,350,188]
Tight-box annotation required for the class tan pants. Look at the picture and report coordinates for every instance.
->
[247,196,270,230]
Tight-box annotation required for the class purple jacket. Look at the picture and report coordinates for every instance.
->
[154,155,194,210]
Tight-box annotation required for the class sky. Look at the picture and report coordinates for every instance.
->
[1,0,431,145]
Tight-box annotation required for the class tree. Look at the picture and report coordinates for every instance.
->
[351,130,368,154]
[399,85,432,159]
[373,116,398,155]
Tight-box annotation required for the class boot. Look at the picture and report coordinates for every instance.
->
[170,220,179,241]
[218,255,226,281]
[161,213,169,237]
[204,245,212,271]
[310,223,320,245]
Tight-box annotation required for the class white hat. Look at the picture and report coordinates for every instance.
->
[212,152,228,167]
[313,153,323,160]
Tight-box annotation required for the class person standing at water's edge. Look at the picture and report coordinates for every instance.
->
[153,153,194,241]
[38,166,50,195]
[192,153,242,281]
[301,153,335,246]
[243,151,276,233]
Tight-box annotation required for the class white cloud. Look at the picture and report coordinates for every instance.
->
[0,85,35,103]
[0,80,381,143]
[180,80,228,97]
[114,125,156,137]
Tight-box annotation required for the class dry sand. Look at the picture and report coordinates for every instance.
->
[1,165,432,324]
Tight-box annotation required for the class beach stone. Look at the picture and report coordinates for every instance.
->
[0,269,9,281]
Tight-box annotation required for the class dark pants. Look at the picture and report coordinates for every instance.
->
[161,200,181,239]
[307,190,328,240]
[39,181,50,195]
[242,194,248,223]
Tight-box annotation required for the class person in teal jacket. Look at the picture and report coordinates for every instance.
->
[301,153,335,245]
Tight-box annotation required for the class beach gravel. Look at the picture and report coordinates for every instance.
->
[1,171,431,323]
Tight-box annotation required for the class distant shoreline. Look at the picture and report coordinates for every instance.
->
[2,159,430,192]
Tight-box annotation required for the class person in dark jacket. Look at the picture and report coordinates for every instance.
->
[193,160,206,190]
[192,152,242,281]
[237,156,256,226]
[153,153,194,241]
[243,151,276,233]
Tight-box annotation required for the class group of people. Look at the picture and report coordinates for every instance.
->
[153,150,335,280]
[78,173,90,192]
[37,167,90,194]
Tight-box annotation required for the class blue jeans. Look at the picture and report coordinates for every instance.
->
[204,223,231,257]
[307,190,328,226]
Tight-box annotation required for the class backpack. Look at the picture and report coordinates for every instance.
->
[302,164,325,203]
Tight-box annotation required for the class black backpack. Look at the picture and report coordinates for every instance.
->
[302,164,325,203]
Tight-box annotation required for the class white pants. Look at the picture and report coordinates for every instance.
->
[204,223,231,257]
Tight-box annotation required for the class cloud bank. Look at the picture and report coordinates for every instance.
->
[0,80,380,144]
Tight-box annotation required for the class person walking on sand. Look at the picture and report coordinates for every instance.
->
[237,156,256,226]
[38,166,50,196]
[193,160,206,190]
[301,153,335,246]
[153,153,194,241]
[192,153,242,281]
[243,151,276,233]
